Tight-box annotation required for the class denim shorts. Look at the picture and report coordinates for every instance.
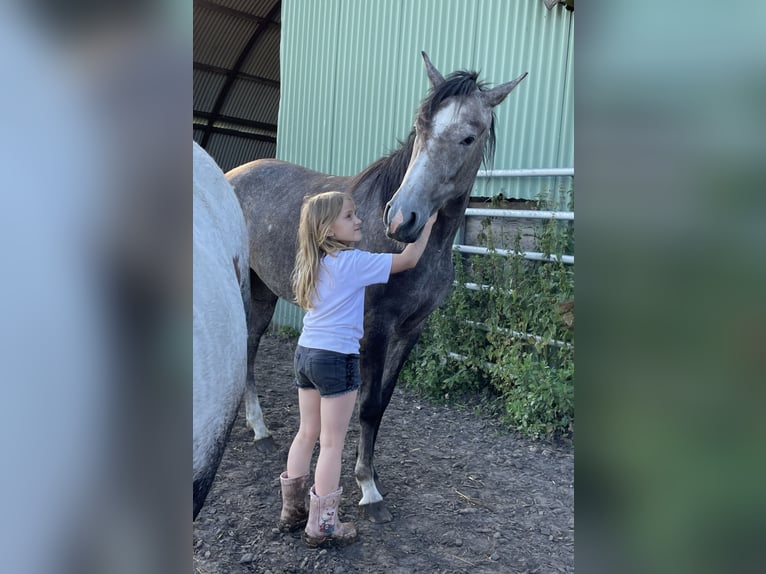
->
[294,345,361,397]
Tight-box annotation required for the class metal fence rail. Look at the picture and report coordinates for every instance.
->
[448,167,575,355]
[476,168,574,178]
[464,208,573,220]
[463,320,572,349]
[454,244,575,264]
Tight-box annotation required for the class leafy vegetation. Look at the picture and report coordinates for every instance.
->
[401,195,574,440]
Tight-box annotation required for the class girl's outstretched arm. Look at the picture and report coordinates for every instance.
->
[390,212,438,274]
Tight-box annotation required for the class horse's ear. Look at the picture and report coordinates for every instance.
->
[482,72,528,107]
[421,51,445,89]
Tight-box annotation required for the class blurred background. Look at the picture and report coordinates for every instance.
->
[0,1,189,573]
[576,2,766,573]
[0,1,763,573]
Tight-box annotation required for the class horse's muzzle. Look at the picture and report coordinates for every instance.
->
[384,199,422,242]
[384,202,403,237]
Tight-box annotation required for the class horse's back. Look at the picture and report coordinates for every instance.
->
[193,142,249,517]
[226,158,350,211]
[225,158,352,300]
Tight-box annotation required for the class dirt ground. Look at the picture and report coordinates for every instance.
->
[193,333,574,574]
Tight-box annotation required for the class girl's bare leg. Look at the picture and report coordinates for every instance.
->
[286,388,321,477]
[314,390,358,495]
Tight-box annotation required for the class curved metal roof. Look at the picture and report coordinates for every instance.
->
[193,0,574,178]
[193,0,281,172]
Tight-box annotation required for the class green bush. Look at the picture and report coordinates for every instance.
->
[277,325,301,339]
[401,197,574,440]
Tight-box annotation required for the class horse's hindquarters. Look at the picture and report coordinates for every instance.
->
[193,142,251,516]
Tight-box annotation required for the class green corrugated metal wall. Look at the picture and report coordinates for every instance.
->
[273,0,573,331]
[279,0,573,199]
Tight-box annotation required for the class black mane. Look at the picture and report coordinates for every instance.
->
[350,132,416,208]
[351,69,497,208]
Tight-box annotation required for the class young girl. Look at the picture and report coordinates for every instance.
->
[277,191,436,547]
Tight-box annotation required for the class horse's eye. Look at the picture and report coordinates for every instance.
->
[460,136,476,146]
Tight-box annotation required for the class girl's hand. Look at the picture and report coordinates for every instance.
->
[391,211,437,273]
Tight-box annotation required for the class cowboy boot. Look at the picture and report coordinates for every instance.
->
[277,472,310,532]
[302,485,357,548]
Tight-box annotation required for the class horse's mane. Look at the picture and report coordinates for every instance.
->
[350,132,416,208]
[350,70,497,209]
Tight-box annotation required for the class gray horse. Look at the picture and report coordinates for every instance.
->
[227,52,526,523]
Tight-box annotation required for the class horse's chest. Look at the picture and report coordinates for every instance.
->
[387,261,453,307]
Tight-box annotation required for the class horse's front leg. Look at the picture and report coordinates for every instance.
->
[356,331,422,523]
[355,327,387,518]
[244,269,278,451]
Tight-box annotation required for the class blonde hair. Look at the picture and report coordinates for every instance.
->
[291,191,354,310]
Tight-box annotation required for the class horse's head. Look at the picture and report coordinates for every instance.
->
[384,52,527,243]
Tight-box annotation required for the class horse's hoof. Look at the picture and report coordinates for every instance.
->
[253,435,276,453]
[360,501,392,523]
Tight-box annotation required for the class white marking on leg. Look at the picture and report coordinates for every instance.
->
[245,385,271,441]
[357,477,383,505]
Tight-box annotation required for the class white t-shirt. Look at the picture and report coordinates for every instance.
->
[298,249,393,354]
